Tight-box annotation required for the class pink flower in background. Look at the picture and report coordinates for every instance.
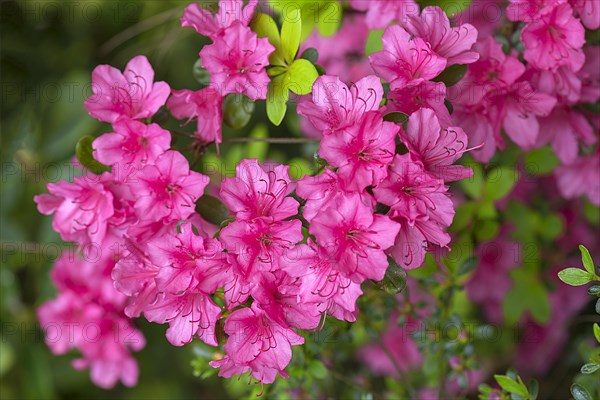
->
[387,81,453,127]
[220,159,298,222]
[92,119,171,169]
[84,55,170,123]
[34,175,114,246]
[210,304,304,384]
[349,0,419,29]
[37,253,145,389]
[182,0,258,39]
[555,151,600,206]
[310,194,400,282]
[319,111,398,191]
[571,0,600,29]
[399,108,473,182]
[521,3,586,72]
[167,88,223,145]
[370,25,447,90]
[297,75,384,136]
[200,21,273,100]
[132,150,209,222]
[507,0,565,21]
[405,6,480,66]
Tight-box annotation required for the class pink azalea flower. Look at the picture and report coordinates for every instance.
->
[537,106,596,164]
[405,6,480,66]
[92,119,171,170]
[297,75,384,136]
[34,174,114,246]
[390,217,450,269]
[219,218,303,279]
[131,150,209,222]
[300,15,372,83]
[84,55,170,123]
[387,81,453,127]
[210,303,304,384]
[310,194,400,282]
[167,88,223,145]
[349,0,420,29]
[507,0,565,21]
[296,168,365,222]
[369,25,447,90]
[282,241,363,322]
[555,151,600,206]
[533,66,582,104]
[374,154,454,225]
[399,108,473,182]
[200,21,274,100]
[220,159,299,222]
[181,0,258,39]
[571,0,600,29]
[579,46,600,104]
[521,3,586,72]
[457,0,503,38]
[319,111,398,191]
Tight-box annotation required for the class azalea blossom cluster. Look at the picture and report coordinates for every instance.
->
[33,0,599,390]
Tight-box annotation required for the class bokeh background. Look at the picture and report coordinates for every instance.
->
[1,1,599,399]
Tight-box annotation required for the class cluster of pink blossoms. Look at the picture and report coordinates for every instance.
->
[34,0,599,390]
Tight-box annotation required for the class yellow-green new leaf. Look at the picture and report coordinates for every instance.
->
[281,8,302,64]
[267,74,289,126]
[316,1,342,36]
[251,13,285,66]
[287,59,318,95]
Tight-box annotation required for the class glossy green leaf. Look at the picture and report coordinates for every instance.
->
[76,136,111,175]
[196,195,231,226]
[288,59,319,95]
[383,112,409,124]
[580,245,595,275]
[377,259,407,295]
[571,383,593,400]
[281,7,302,63]
[266,74,289,126]
[558,268,593,286]
[222,94,254,129]
[433,64,467,87]
[593,323,600,343]
[300,47,319,63]
[193,58,211,87]
[581,363,600,374]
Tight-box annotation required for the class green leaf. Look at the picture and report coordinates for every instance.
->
[538,213,564,240]
[581,363,600,374]
[267,74,289,126]
[383,112,409,124]
[494,375,528,397]
[596,298,600,314]
[580,245,595,275]
[308,360,328,380]
[251,13,284,66]
[593,323,600,343]
[459,163,484,199]
[528,379,539,400]
[193,58,211,87]
[589,285,600,296]
[365,29,384,55]
[76,136,111,175]
[288,59,319,95]
[484,166,517,201]
[558,268,593,286]
[525,146,559,176]
[457,256,479,276]
[377,259,407,295]
[300,47,319,63]
[281,7,302,63]
[451,202,476,232]
[222,94,254,129]
[433,64,467,87]
[196,195,231,226]
[474,219,500,242]
[571,383,593,400]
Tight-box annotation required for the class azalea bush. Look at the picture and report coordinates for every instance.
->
[1,0,599,398]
